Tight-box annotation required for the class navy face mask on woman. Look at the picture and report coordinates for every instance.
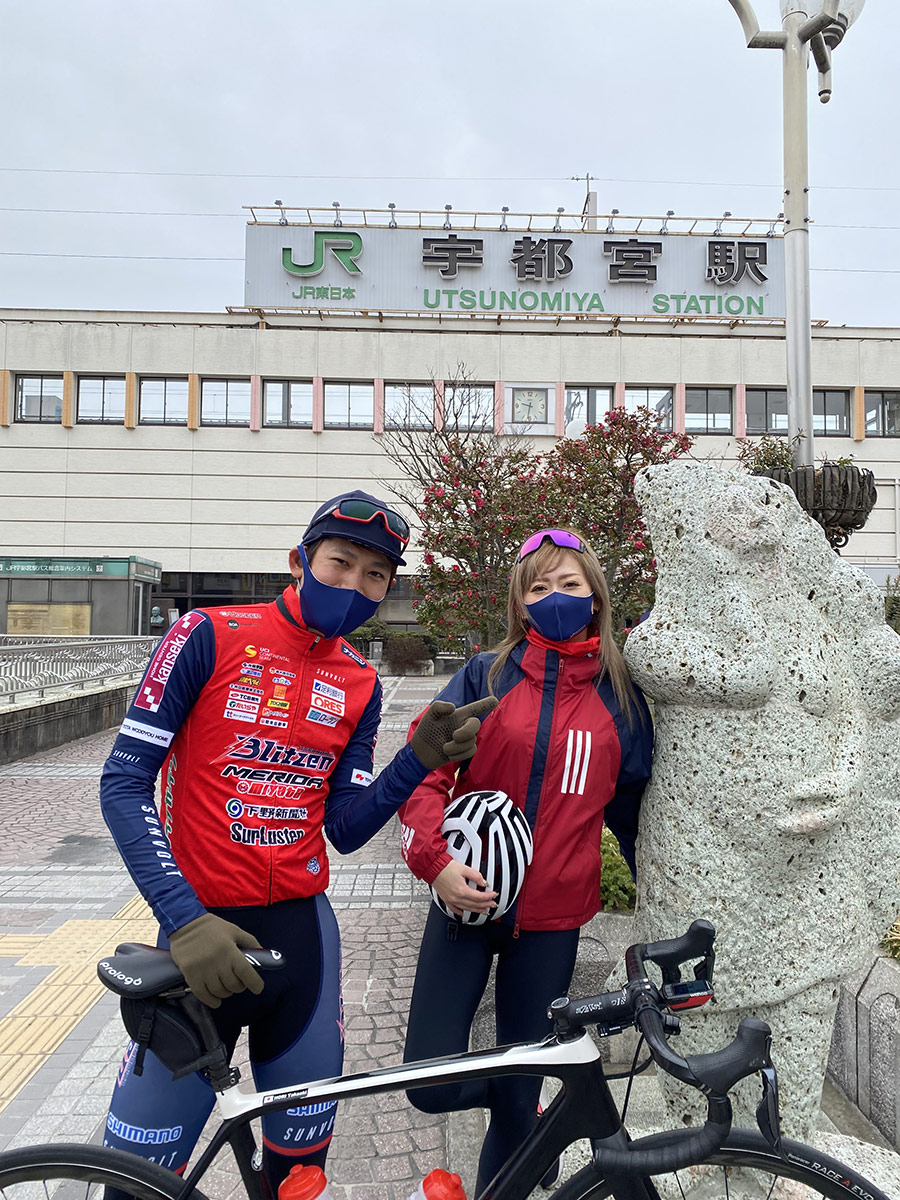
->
[295,544,382,640]
[525,591,595,643]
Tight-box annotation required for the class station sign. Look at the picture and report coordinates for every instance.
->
[245,223,785,319]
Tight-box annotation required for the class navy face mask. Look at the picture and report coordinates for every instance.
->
[525,591,595,643]
[296,544,382,639]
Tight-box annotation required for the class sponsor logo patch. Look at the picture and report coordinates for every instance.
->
[313,679,345,703]
[267,699,290,710]
[219,610,262,619]
[244,645,258,658]
[306,707,340,727]
[340,643,367,668]
[217,737,335,769]
[350,768,374,786]
[269,669,296,680]
[228,689,263,704]
[237,677,263,690]
[134,612,206,713]
[261,717,289,728]
[226,700,259,714]
[121,718,175,747]
[241,663,263,675]
[271,674,294,686]
[311,693,344,717]
[224,710,256,723]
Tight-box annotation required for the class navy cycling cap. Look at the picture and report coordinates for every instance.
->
[301,490,409,567]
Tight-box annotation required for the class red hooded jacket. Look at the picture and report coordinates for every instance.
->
[399,629,652,932]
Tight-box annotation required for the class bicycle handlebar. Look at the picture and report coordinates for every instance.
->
[548,919,774,1177]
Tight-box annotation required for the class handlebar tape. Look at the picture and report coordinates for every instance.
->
[591,1110,731,1176]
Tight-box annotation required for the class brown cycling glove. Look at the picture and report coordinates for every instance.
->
[410,696,499,771]
[168,912,265,1009]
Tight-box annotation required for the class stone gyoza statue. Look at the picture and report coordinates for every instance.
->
[622,460,900,1143]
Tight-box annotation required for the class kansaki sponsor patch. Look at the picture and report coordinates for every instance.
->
[135,612,207,713]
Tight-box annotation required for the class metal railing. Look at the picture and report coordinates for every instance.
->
[0,636,157,704]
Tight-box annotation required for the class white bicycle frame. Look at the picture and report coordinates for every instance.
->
[215,1029,601,1121]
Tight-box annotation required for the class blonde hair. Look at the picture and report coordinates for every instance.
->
[486,530,641,723]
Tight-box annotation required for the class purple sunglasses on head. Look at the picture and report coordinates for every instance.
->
[518,529,586,561]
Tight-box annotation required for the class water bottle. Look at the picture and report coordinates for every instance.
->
[408,1168,467,1200]
[278,1164,334,1200]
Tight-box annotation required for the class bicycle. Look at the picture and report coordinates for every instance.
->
[0,920,892,1200]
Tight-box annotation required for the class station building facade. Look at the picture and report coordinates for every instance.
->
[0,305,898,633]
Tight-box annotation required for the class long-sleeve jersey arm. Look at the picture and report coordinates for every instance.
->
[100,613,216,934]
[325,677,431,853]
[398,655,495,884]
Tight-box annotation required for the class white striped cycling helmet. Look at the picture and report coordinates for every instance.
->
[430,790,534,926]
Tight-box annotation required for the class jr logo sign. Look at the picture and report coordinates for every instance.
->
[282,231,363,277]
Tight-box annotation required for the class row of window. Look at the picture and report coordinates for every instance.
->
[11,374,900,437]
[13,376,495,431]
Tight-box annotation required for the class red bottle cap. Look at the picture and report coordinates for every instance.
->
[278,1165,329,1200]
[422,1169,466,1200]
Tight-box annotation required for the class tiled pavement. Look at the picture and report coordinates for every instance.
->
[2,676,899,1200]
[0,676,449,1200]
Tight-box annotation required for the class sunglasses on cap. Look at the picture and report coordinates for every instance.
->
[517,529,586,561]
[324,498,411,547]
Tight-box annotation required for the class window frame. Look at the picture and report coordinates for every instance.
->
[864,389,900,438]
[76,376,126,425]
[200,378,252,427]
[383,382,435,430]
[443,381,495,432]
[624,385,673,431]
[684,386,733,435]
[263,379,314,428]
[564,385,614,427]
[323,381,375,430]
[746,387,851,437]
[14,375,64,424]
[138,377,189,426]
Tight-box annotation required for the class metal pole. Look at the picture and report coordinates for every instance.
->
[781,4,815,468]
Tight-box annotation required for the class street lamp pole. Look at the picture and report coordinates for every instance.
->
[726,0,865,469]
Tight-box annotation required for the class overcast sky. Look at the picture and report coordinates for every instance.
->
[0,0,896,328]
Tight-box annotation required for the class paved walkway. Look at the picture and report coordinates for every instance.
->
[1,677,898,1200]
[0,676,447,1200]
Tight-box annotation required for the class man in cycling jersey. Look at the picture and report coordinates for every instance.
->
[99,489,496,1191]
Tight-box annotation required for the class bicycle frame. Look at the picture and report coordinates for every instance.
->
[179,1029,635,1200]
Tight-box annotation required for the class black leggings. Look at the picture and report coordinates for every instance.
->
[403,905,580,1194]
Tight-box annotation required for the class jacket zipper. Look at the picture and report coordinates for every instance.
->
[514,654,564,937]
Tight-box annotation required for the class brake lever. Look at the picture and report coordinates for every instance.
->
[756,1065,787,1160]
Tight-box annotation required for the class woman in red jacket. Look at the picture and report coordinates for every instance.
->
[399,529,652,1193]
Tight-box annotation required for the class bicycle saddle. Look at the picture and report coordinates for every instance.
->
[97,942,283,1000]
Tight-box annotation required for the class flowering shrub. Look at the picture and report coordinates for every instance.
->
[380,379,692,649]
[535,408,693,633]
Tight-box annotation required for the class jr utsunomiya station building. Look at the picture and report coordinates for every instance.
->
[0,203,897,634]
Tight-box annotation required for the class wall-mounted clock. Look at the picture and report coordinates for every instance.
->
[512,387,548,423]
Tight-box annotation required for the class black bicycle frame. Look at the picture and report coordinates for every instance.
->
[174,1035,659,1200]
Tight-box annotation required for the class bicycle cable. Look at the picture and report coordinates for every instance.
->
[605,1050,653,1082]
[617,1032,647,1126]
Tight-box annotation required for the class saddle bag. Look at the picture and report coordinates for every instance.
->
[120,994,209,1079]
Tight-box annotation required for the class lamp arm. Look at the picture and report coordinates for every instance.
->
[726,0,788,48]
[798,0,841,43]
